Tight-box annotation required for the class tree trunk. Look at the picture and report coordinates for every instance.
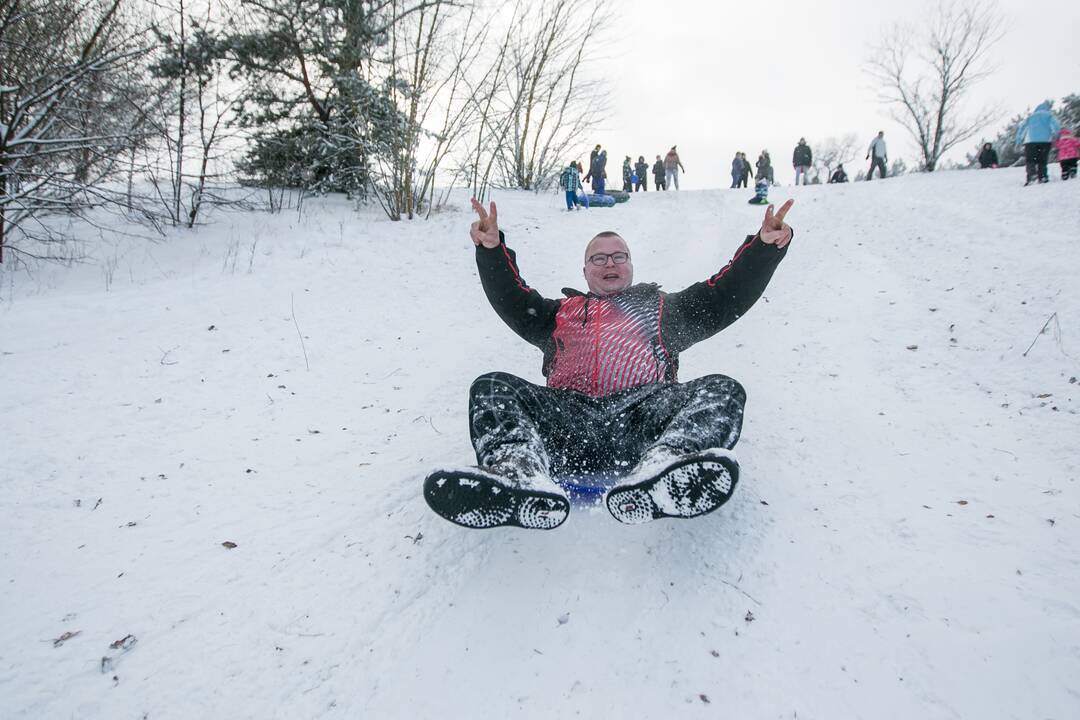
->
[174,0,187,225]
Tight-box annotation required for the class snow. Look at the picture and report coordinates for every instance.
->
[1,169,1078,719]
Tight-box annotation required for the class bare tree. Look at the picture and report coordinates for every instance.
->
[813,134,859,182]
[866,0,1003,171]
[457,5,519,203]
[370,0,489,220]
[0,0,157,263]
[498,0,610,191]
[145,0,244,228]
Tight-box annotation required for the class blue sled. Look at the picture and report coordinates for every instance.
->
[556,473,621,508]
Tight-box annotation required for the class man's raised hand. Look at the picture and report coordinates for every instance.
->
[470,198,501,249]
[759,199,794,249]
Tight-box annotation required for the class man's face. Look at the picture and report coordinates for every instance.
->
[583,234,633,296]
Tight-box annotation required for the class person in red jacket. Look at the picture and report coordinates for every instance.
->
[1054,128,1079,180]
[423,198,795,530]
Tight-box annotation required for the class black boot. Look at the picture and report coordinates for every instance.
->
[605,448,740,524]
[424,467,569,530]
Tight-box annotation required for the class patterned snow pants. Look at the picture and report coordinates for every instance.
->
[468,372,746,480]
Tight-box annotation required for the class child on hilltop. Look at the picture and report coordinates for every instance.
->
[634,156,649,191]
[559,162,587,211]
[652,155,666,191]
[748,177,769,205]
[1054,129,1079,180]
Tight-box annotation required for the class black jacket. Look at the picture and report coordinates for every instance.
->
[585,149,600,180]
[978,147,999,168]
[476,231,789,388]
[793,143,812,167]
[634,161,649,179]
[652,159,665,179]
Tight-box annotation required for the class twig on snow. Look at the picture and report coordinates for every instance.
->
[291,293,310,371]
[720,578,762,606]
[1022,312,1057,357]
[412,415,442,434]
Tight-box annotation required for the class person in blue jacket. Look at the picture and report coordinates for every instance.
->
[559,162,587,211]
[1015,101,1062,185]
[730,153,742,188]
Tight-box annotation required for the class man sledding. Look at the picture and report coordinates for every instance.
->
[423,197,794,530]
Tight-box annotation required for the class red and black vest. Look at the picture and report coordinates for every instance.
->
[546,285,673,397]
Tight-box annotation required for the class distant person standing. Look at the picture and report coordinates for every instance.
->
[792,138,812,185]
[739,153,752,188]
[730,152,743,188]
[634,156,649,191]
[652,154,667,191]
[584,144,602,190]
[865,131,887,180]
[828,164,848,183]
[1054,128,1079,180]
[1015,102,1061,185]
[977,142,999,169]
[664,146,685,190]
[590,149,608,194]
[622,156,633,192]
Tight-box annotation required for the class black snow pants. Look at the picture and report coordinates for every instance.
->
[1059,158,1077,181]
[1024,143,1051,183]
[468,372,746,480]
[866,155,887,180]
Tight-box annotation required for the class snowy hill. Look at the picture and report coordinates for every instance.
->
[1,169,1078,719]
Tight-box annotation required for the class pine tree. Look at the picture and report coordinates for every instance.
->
[1058,94,1080,132]
[212,0,423,199]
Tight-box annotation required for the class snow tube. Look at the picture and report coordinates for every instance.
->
[608,190,630,203]
[587,193,616,207]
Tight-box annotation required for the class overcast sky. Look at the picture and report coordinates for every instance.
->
[589,0,1080,188]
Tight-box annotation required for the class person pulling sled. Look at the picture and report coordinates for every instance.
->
[423,197,795,530]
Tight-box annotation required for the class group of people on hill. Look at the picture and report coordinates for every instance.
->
[620,148,685,192]
[734,132,887,197]
[558,103,1078,211]
[559,145,686,210]
[978,102,1078,184]
[739,133,886,205]
[729,151,776,189]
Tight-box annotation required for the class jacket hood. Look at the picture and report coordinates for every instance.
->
[1061,128,1074,138]
[1036,101,1052,112]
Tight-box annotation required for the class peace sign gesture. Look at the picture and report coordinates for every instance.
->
[469,197,501,249]
[759,198,794,249]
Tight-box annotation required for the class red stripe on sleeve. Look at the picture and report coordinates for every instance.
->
[499,244,532,294]
[706,235,758,288]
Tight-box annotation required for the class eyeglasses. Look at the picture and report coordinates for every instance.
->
[587,252,630,266]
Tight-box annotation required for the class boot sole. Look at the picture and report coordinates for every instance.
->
[606,454,739,525]
[424,470,569,530]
